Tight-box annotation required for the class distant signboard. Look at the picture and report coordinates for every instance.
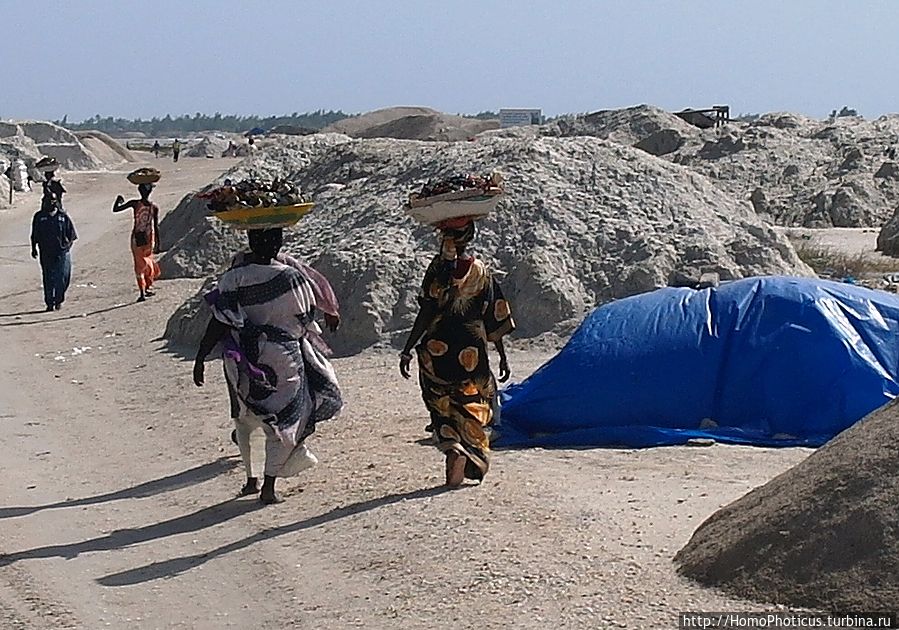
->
[499,108,543,128]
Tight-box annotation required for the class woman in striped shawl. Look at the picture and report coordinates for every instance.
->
[193,228,342,504]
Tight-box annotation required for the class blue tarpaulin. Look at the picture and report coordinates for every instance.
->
[497,276,899,448]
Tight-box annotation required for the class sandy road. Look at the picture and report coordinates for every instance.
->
[0,157,810,629]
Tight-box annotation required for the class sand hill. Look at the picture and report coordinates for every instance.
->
[0,120,133,173]
[75,130,136,164]
[325,106,498,141]
[676,398,899,610]
[500,106,899,229]
[159,131,810,355]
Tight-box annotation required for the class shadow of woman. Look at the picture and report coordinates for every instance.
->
[0,497,263,568]
[0,458,238,519]
[0,302,134,327]
[96,485,455,587]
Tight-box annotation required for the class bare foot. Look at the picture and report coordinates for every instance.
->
[445,450,466,488]
[239,477,259,497]
[260,475,283,504]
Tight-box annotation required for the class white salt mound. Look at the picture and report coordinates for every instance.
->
[160,131,811,355]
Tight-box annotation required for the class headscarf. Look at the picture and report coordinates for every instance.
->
[439,220,475,261]
[444,221,475,247]
[435,220,477,286]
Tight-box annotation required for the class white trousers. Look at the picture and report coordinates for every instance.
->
[234,410,317,478]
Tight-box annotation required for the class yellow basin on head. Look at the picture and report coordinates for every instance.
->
[212,202,315,229]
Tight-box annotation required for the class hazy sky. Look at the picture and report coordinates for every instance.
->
[2,0,897,122]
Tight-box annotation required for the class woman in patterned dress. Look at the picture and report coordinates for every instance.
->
[400,221,515,487]
[113,183,161,302]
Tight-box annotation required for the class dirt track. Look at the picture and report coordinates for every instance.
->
[0,157,810,629]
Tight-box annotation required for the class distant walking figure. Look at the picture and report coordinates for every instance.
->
[172,139,182,163]
[34,157,65,204]
[31,194,77,311]
[153,140,161,158]
[113,183,161,302]
[3,163,12,204]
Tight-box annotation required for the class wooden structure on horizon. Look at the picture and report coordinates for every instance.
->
[675,105,730,129]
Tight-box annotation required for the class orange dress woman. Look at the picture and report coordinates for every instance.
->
[113,183,161,301]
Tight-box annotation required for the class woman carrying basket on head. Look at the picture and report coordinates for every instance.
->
[194,228,342,504]
[114,170,162,302]
[400,219,515,487]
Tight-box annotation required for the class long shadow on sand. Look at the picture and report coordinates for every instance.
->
[0,458,238,519]
[0,302,134,326]
[0,308,46,317]
[0,497,262,568]
[96,485,453,587]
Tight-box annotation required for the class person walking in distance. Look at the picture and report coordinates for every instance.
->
[113,182,161,302]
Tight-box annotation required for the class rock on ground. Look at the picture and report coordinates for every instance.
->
[17,121,82,144]
[540,105,701,151]
[161,133,811,355]
[187,135,233,158]
[0,175,9,209]
[0,123,43,164]
[37,142,102,170]
[877,205,899,255]
[675,398,899,610]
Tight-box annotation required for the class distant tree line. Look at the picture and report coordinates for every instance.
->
[466,111,499,120]
[58,110,353,135]
[58,109,501,135]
